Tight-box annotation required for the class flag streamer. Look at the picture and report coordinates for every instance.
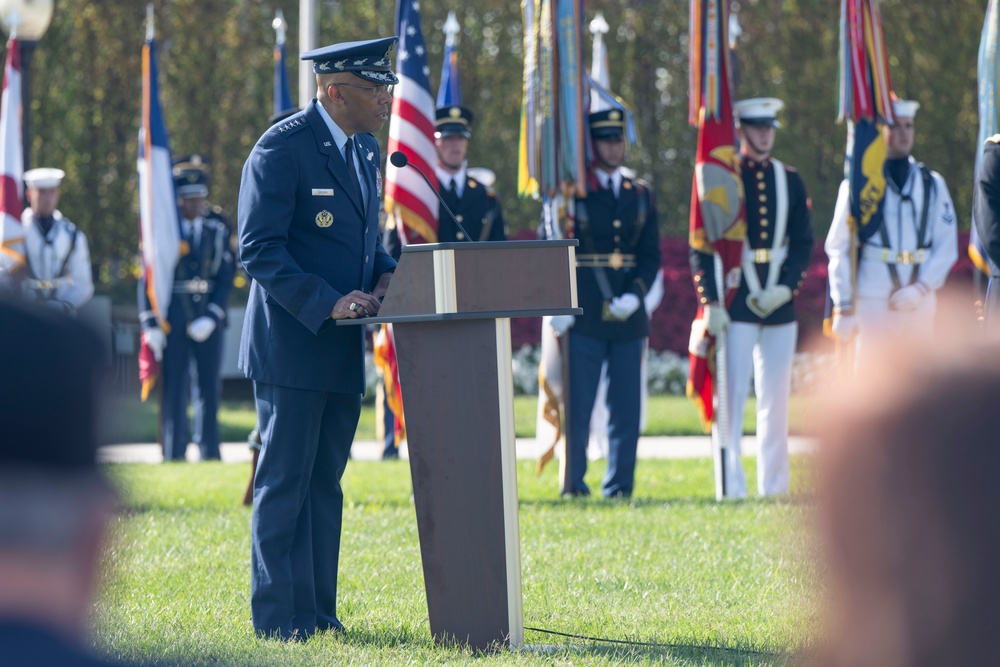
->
[518,0,587,202]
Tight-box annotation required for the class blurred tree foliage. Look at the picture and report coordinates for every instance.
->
[9,0,985,299]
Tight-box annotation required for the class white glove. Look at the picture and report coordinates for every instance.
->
[144,327,166,362]
[746,285,792,319]
[831,313,858,341]
[549,315,576,336]
[607,293,641,320]
[186,316,217,342]
[889,284,923,312]
[703,304,730,337]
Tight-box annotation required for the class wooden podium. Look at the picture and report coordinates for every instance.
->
[342,240,579,650]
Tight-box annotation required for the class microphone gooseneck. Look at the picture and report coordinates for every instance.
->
[389,151,473,241]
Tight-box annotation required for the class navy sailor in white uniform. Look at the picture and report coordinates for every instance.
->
[19,168,93,313]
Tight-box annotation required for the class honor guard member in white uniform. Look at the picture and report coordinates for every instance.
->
[139,158,235,462]
[553,107,661,499]
[827,98,958,355]
[690,98,814,497]
[19,168,94,312]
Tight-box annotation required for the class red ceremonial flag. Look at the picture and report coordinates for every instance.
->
[686,0,745,430]
[0,37,24,279]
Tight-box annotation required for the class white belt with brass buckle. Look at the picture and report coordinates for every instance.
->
[741,247,788,265]
[861,246,926,265]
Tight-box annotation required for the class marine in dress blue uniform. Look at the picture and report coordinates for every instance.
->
[556,108,661,499]
[238,37,398,641]
[138,158,235,462]
[689,98,813,497]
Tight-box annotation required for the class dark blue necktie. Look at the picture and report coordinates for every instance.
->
[344,137,364,210]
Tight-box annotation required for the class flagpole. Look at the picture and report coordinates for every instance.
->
[298,0,317,109]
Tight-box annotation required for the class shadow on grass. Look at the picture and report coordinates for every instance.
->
[519,494,809,510]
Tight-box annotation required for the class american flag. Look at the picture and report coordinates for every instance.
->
[0,36,24,279]
[384,0,439,244]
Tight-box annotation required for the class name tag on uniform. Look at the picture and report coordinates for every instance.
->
[312,188,335,196]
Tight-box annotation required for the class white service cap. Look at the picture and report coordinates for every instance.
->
[23,167,65,189]
[892,98,920,119]
[733,97,785,128]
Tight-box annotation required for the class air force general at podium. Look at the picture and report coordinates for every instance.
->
[237,36,397,641]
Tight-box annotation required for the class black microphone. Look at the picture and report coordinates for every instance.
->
[389,151,473,241]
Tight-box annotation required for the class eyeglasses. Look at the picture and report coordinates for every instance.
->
[335,82,394,97]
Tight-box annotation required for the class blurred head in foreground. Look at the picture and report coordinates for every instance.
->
[813,296,1000,667]
[0,296,113,645]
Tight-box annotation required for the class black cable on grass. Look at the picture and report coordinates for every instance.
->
[523,625,782,658]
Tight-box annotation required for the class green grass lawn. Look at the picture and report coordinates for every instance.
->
[94,457,817,666]
[105,393,817,443]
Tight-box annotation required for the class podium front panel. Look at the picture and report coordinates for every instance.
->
[394,318,522,649]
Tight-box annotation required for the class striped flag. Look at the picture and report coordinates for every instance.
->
[384,0,439,244]
[272,9,295,118]
[686,0,744,430]
[436,11,461,107]
[0,36,24,280]
[138,8,180,399]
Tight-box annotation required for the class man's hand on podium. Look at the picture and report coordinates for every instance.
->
[331,290,382,319]
[373,270,393,300]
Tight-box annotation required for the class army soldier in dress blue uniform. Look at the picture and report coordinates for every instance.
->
[975,134,1000,323]
[690,98,813,498]
[383,104,507,255]
[139,158,235,462]
[550,108,660,499]
[433,105,506,242]
[18,168,94,313]
[238,37,397,641]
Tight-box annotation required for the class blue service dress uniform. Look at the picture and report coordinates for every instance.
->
[139,207,234,461]
[238,99,396,639]
[566,174,661,497]
[975,135,1000,322]
[689,155,812,496]
[436,170,507,242]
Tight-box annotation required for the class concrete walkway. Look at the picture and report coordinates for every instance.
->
[99,436,816,464]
